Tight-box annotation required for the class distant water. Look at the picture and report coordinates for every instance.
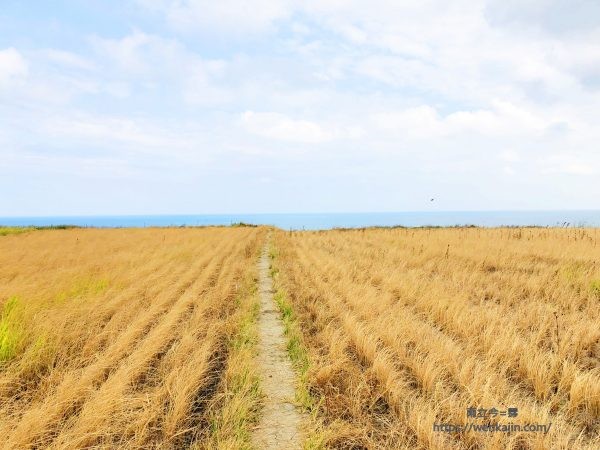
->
[1,211,600,230]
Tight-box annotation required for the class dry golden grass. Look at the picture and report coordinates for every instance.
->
[0,226,266,449]
[272,227,600,449]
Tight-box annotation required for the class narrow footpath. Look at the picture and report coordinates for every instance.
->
[252,241,304,449]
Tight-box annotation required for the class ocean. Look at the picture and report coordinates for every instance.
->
[1,210,600,230]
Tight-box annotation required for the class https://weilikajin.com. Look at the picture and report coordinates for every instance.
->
[433,422,552,434]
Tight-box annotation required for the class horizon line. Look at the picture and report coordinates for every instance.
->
[1,208,600,219]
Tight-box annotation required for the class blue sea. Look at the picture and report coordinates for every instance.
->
[1,211,600,230]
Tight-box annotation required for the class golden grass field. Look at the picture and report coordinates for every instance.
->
[0,226,266,449]
[271,228,600,449]
[1,226,599,449]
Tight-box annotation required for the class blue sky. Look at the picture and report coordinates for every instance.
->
[1,0,599,216]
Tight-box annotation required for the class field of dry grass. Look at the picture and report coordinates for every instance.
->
[2,226,599,449]
[272,227,600,449]
[0,226,266,449]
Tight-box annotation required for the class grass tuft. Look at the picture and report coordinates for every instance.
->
[0,296,24,362]
[590,280,600,297]
[0,227,33,236]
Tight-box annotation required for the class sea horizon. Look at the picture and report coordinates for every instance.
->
[2,209,600,230]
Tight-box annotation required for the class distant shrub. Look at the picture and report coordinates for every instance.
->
[33,225,78,230]
[231,222,258,228]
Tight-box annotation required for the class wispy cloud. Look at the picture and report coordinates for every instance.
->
[0,48,28,87]
[241,111,361,144]
[136,0,292,33]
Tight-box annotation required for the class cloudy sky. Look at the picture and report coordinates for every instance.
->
[1,1,599,216]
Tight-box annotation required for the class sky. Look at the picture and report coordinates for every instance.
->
[1,0,599,216]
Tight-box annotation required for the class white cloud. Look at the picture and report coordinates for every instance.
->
[90,31,233,105]
[241,111,337,143]
[503,166,516,175]
[41,49,96,71]
[0,48,28,87]
[90,31,158,73]
[372,106,441,139]
[182,59,232,106]
[498,150,521,163]
[542,154,598,175]
[371,101,550,139]
[104,81,131,98]
[3,149,135,178]
[137,0,292,33]
[38,113,212,164]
